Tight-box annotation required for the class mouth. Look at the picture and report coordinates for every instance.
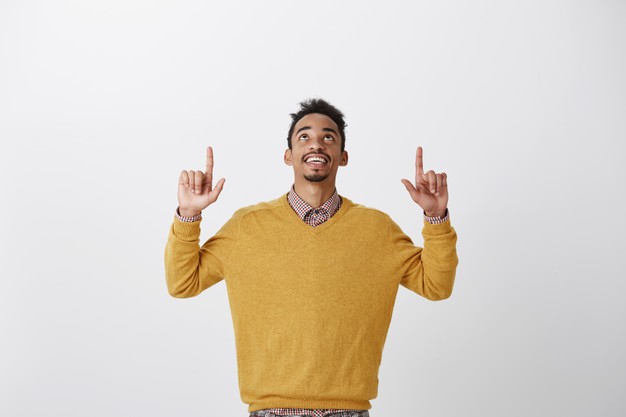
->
[303,154,329,168]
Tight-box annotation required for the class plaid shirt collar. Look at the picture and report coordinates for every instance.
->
[286,184,342,227]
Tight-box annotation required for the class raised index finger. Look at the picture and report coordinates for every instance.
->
[416,146,424,176]
[205,146,214,182]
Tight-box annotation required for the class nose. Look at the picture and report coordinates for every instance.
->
[307,135,326,150]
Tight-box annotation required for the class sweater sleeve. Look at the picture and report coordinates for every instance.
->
[389,215,459,301]
[164,210,241,298]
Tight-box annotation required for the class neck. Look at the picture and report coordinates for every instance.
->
[293,178,337,208]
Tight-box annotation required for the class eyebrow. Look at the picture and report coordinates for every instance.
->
[295,126,338,135]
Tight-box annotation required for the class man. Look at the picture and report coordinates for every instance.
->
[164,98,458,417]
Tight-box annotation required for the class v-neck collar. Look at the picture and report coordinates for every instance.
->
[279,192,352,235]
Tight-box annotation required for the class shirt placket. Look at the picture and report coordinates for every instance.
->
[307,208,329,227]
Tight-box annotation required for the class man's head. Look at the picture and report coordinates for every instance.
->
[284,98,349,184]
[286,98,347,152]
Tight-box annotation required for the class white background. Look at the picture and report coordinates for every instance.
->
[1,1,625,416]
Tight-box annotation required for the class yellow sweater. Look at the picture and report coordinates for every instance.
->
[164,193,459,412]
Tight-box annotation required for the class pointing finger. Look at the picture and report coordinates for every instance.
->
[205,146,214,184]
[416,146,424,177]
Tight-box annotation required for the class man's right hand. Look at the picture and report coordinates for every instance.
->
[177,146,226,216]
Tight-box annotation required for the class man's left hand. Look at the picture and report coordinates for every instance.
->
[401,146,448,217]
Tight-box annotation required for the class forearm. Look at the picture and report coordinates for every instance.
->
[164,207,237,298]
[164,217,205,298]
[419,219,459,300]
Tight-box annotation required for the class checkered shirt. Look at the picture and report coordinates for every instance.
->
[286,184,342,227]
[254,407,365,417]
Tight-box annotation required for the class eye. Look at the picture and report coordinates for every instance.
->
[299,134,308,141]
[324,135,335,141]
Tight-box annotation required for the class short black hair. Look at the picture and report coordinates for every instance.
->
[287,98,347,151]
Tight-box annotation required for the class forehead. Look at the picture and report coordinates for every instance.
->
[293,113,339,133]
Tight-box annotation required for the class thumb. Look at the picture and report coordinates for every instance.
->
[401,179,420,200]
[211,178,226,197]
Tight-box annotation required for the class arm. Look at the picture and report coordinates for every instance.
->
[164,209,240,298]
[390,214,458,300]
[397,146,458,300]
[164,145,228,298]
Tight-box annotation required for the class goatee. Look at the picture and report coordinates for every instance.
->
[304,173,329,182]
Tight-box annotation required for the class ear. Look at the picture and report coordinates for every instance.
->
[339,150,349,166]
[284,148,293,166]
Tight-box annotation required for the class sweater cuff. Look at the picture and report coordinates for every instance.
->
[422,212,453,236]
[172,214,202,241]
[175,206,202,222]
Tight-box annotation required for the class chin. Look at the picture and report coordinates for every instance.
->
[304,174,329,183]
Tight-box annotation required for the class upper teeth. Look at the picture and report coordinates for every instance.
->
[306,156,327,163]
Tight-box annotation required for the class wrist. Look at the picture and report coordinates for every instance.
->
[179,207,202,217]
[425,209,446,217]
[423,207,449,225]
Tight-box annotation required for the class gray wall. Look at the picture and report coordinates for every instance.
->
[1,0,624,416]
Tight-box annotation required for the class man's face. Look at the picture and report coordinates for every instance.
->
[284,113,348,184]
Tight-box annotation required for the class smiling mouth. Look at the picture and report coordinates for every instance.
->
[304,155,329,168]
